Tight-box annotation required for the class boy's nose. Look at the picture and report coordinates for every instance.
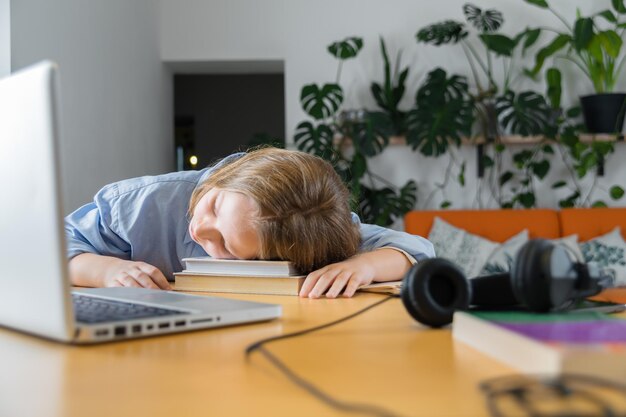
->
[194,219,217,240]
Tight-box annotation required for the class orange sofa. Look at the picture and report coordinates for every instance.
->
[404,207,626,303]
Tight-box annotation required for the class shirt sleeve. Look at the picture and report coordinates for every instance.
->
[353,213,436,262]
[64,183,131,260]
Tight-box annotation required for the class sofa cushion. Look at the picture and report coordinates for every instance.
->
[480,230,529,275]
[580,227,626,286]
[551,234,584,261]
[428,217,499,277]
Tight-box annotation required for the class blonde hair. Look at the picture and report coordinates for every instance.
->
[189,147,360,273]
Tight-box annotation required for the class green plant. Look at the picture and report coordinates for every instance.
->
[524,0,626,93]
[294,36,417,226]
[406,68,474,157]
[479,64,625,209]
[369,37,410,137]
[415,3,558,209]
[416,4,544,106]
[540,67,625,207]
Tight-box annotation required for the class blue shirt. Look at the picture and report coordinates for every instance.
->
[65,155,434,280]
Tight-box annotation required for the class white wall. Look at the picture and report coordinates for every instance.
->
[0,0,9,77]
[11,0,173,212]
[160,0,623,213]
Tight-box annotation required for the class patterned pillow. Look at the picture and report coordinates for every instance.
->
[480,230,529,275]
[551,234,584,262]
[580,227,626,286]
[428,217,499,277]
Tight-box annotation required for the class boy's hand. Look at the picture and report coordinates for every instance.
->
[298,248,413,299]
[299,255,376,299]
[102,259,172,290]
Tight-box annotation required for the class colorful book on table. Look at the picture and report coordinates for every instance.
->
[452,308,626,383]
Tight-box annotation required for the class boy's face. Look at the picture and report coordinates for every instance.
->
[189,188,261,260]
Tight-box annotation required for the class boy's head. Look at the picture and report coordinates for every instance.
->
[188,147,360,273]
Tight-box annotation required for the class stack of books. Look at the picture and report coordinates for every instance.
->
[174,257,305,295]
[174,257,405,296]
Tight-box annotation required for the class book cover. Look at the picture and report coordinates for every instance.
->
[452,310,626,383]
[181,257,299,276]
[174,272,306,296]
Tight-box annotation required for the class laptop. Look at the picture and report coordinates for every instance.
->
[0,61,281,344]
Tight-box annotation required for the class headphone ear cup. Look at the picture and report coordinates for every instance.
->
[511,239,554,312]
[401,258,471,328]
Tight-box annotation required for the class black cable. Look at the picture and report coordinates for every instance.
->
[246,295,394,354]
[245,295,409,417]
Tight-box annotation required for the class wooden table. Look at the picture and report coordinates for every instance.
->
[0,292,621,417]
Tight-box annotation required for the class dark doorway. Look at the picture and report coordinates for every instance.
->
[174,73,285,170]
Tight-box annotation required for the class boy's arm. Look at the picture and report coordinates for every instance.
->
[69,253,171,290]
[65,188,169,289]
[299,215,435,298]
[356,214,435,262]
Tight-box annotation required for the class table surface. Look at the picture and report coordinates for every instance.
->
[0,291,623,417]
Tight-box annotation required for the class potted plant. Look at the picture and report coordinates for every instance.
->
[293,36,417,226]
[524,0,626,134]
[415,3,555,208]
[542,67,624,207]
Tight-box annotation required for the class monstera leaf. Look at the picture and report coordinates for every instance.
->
[359,187,396,226]
[496,90,551,136]
[300,83,343,120]
[393,180,418,215]
[345,116,389,157]
[405,68,473,156]
[416,20,468,45]
[294,121,337,161]
[327,37,364,60]
[463,3,504,33]
[359,180,417,226]
[367,111,396,139]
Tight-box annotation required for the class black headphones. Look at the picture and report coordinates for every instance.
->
[401,239,615,327]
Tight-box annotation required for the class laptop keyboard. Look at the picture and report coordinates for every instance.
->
[73,294,187,324]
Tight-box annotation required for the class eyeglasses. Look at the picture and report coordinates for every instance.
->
[480,373,626,417]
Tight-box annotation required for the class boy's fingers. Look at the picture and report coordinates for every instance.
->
[119,276,141,288]
[133,272,160,289]
[343,278,362,298]
[300,271,322,297]
[326,272,352,298]
[310,272,337,298]
[139,264,172,290]
[151,271,172,290]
